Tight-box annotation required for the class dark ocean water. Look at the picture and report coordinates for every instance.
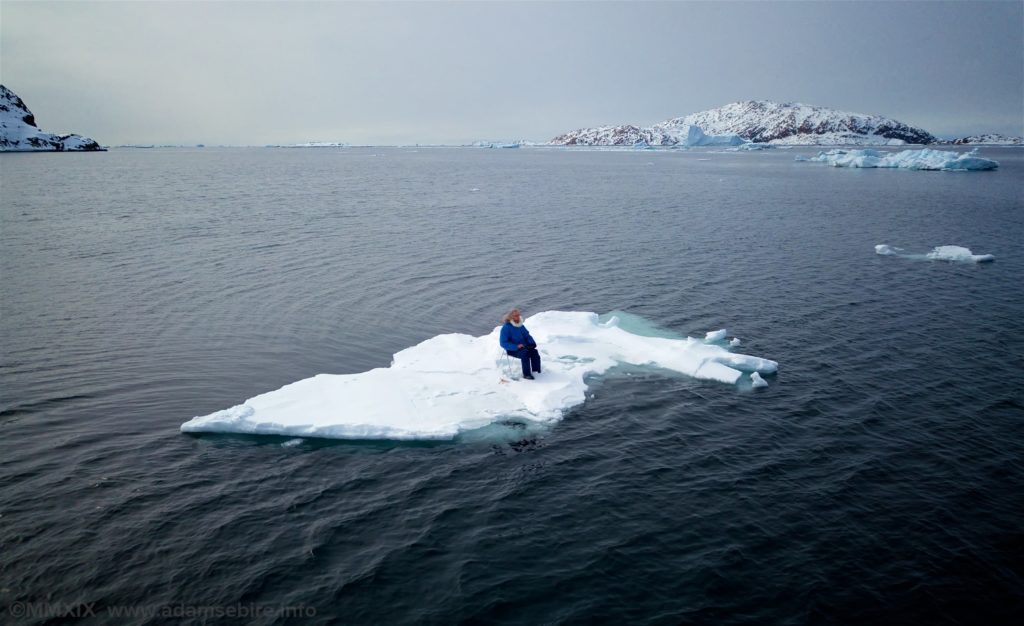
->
[2,146,1023,624]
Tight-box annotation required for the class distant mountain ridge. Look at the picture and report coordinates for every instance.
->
[552,100,939,146]
[0,85,103,151]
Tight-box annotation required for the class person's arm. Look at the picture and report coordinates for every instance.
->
[499,324,518,352]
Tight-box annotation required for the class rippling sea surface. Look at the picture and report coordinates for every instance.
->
[2,147,1023,624]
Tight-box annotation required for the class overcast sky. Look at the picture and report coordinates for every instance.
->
[2,1,1021,145]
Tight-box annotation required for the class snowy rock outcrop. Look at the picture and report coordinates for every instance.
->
[550,122,743,147]
[551,100,937,146]
[0,85,103,152]
[949,134,1023,145]
[672,101,936,145]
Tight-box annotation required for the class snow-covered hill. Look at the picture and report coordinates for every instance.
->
[551,100,938,146]
[550,123,744,147]
[0,85,103,152]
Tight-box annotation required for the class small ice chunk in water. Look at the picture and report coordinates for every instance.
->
[877,243,994,263]
[750,372,769,388]
[281,438,304,447]
[730,338,742,347]
[925,245,995,263]
[705,329,727,342]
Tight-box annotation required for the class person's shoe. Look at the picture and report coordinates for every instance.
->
[523,374,535,380]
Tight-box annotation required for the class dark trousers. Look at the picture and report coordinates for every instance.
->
[507,347,541,377]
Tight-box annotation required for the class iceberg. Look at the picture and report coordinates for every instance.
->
[181,311,778,441]
[875,244,994,263]
[472,140,522,149]
[684,125,745,147]
[804,148,998,171]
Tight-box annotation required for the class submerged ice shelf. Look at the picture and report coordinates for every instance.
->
[180,311,778,441]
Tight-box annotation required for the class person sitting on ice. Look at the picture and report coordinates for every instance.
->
[500,308,541,380]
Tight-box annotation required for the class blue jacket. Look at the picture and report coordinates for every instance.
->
[500,322,536,353]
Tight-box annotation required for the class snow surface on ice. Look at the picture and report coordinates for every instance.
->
[805,148,998,171]
[875,244,994,263]
[181,311,778,441]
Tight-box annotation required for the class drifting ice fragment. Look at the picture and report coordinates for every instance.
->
[705,329,728,342]
[804,148,998,171]
[730,338,742,347]
[181,311,777,441]
[926,245,995,263]
[750,372,769,388]
[876,243,994,263]
[727,143,773,151]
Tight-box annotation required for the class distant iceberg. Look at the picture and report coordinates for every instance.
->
[181,311,778,441]
[805,148,998,171]
[283,142,349,148]
[472,140,523,148]
[875,244,994,263]
[683,125,745,147]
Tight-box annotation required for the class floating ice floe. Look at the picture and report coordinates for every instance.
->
[727,143,773,151]
[875,244,995,263]
[803,148,998,171]
[750,372,769,388]
[180,311,778,441]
